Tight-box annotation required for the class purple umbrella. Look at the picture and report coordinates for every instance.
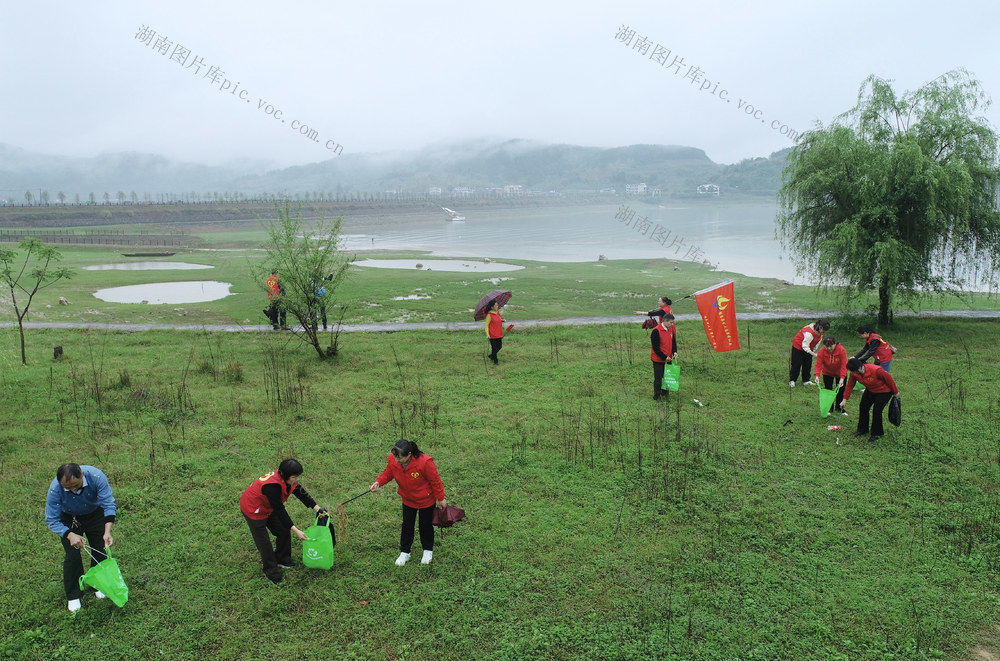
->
[473,290,512,321]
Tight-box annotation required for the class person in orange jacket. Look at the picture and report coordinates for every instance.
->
[839,358,900,443]
[814,335,849,415]
[485,299,505,365]
[370,439,447,566]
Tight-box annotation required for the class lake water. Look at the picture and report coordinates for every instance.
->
[93,281,233,304]
[340,200,800,281]
[83,261,213,271]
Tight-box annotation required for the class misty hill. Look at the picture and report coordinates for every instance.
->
[0,140,790,199]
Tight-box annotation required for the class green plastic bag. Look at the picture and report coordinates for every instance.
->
[79,546,128,607]
[662,362,680,392]
[819,387,837,418]
[303,515,335,570]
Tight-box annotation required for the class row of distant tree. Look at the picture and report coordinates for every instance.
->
[6,190,601,207]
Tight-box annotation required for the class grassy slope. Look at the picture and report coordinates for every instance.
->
[1,317,999,660]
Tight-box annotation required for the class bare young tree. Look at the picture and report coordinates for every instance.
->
[0,239,73,365]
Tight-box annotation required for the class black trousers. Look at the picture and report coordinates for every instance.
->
[857,390,893,436]
[488,337,502,363]
[59,508,107,600]
[267,301,286,327]
[652,361,671,398]
[789,347,813,383]
[244,513,291,581]
[820,374,846,412]
[400,504,435,553]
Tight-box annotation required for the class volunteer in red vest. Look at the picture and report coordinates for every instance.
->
[370,439,447,566]
[265,270,287,330]
[485,299,505,365]
[240,458,325,584]
[814,335,849,415]
[853,325,894,373]
[650,312,678,401]
[789,319,830,387]
[839,358,900,443]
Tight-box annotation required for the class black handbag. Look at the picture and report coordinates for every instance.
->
[888,395,901,427]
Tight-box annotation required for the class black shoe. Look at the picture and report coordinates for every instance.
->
[852,431,867,438]
[653,394,661,401]
[265,572,283,585]
[867,435,879,444]
[277,561,294,569]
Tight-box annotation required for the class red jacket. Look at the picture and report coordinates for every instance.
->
[240,470,291,520]
[376,453,446,509]
[814,344,848,380]
[792,324,822,352]
[843,364,899,402]
[486,310,504,339]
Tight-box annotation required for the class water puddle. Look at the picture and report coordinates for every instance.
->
[93,281,233,304]
[353,259,523,273]
[83,262,213,271]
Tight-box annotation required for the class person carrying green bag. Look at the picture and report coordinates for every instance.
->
[302,514,336,570]
[45,463,118,613]
[650,312,678,400]
[239,458,326,585]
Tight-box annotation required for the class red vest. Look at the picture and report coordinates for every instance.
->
[792,324,822,351]
[266,275,280,301]
[869,333,893,363]
[240,470,291,520]
[486,311,504,339]
[650,323,675,363]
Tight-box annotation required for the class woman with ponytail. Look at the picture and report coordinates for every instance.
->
[370,439,447,566]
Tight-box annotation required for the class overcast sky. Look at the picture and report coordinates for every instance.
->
[3,1,998,170]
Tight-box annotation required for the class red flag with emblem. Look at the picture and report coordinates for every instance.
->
[694,280,740,352]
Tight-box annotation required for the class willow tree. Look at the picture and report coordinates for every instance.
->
[778,69,1000,323]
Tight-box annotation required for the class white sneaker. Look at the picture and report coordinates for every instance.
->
[95,590,106,599]
[421,550,433,565]
[68,598,82,613]
[788,381,795,388]
[840,410,849,416]
[804,381,817,386]
[394,552,410,566]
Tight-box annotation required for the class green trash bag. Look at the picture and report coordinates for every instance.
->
[303,515,335,570]
[819,387,837,418]
[663,362,680,392]
[79,546,128,607]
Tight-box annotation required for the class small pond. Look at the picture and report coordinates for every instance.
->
[93,281,233,304]
[353,259,524,273]
[83,262,213,271]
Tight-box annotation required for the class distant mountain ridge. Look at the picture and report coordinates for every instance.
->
[0,140,790,199]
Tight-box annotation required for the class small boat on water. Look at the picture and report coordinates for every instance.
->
[441,207,466,222]
[122,252,176,257]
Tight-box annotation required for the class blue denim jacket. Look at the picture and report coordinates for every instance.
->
[45,466,117,538]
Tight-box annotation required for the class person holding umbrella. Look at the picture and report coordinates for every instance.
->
[473,290,512,365]
[839,358,900,443]
[239,458,325,584]
[369,439,447,566]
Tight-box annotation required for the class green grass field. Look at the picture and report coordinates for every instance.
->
[2,314,999,659]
